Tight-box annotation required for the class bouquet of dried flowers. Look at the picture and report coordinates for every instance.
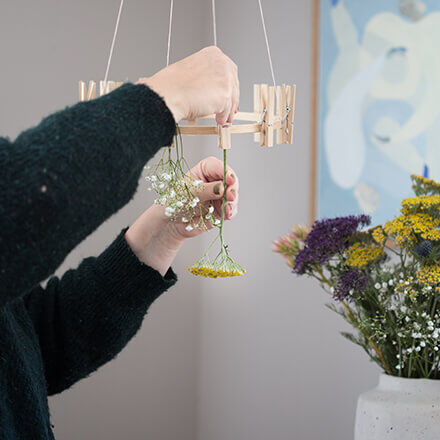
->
[273,175,440,378]
[145,129,245,278]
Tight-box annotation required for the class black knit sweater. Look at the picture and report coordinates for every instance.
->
[0,83,178,439]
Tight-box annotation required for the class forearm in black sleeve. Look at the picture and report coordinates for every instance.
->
[0,83,175,302]
[23,228,177,395]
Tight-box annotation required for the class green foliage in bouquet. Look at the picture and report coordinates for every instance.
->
[274,175,440,378]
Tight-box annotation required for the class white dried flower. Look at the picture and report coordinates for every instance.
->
[374,283,381,289]
[185,225,194,231]
[176,201,183,208]
[208,206,214,214]
[182,217,188,223]
[189,198,199,208]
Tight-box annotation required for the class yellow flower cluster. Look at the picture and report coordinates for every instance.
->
[345,243,385,268]
[411,174,440,196]
[417,264,440,286]
[395,280,418,299]
[371,226,387,245]
[188,265,245,278]
[401,195,440,214]
[384,213,440,246]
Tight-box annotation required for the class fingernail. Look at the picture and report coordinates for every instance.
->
[231,189,236,198]
[230,173,235,181]
[214,183,222,195]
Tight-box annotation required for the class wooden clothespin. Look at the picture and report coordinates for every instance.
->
[79,80,96,102]
[253,84,262,143]
[258,84,275,147]
[187,120,197,136]
[276,84,287,144]
[286,84,296,144]
[99,80,123,96]
[218,125,231,149]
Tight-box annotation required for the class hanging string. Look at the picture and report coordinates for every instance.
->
[211,0,217,46]
[103,0,125,85]
[166,0,174,66]
[257,0,276,88]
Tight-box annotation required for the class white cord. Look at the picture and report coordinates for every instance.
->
[166,0,174,66]
[212,0,217,46]
[103,0,125,85]
[257,0,276,88]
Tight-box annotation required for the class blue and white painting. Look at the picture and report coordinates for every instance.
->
[317,0,440,225]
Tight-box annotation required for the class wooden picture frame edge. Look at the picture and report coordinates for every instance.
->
[309,0,320,226]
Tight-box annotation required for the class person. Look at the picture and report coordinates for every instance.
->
[0,46,240,439]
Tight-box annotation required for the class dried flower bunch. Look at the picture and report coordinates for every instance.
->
[188,148,245,278]
[145,129,245,279]
[145,131,218,231]
[274,175,440,378]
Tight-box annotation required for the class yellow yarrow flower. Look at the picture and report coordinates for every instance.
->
[188,258,246,278]
[384,213,440,246]
[345,242,385,268]
[401,195,440,214]
[371,226,387,246]
[417,264,440,286]
[411,174,440,196]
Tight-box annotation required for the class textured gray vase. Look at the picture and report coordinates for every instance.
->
[355,374,440,439]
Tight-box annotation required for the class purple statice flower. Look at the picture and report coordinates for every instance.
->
[335,269,367,301]
[293,215,370,274]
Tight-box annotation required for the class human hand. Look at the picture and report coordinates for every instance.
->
[137,46,239,125]
[124,156,239,275]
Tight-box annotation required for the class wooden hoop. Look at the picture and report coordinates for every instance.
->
[79,81,296,149]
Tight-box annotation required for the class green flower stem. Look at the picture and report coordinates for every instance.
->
[314,265,393,375]
[219,148,227,252]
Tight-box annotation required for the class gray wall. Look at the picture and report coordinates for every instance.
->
[0,1,205,439]
[0,1,380,439]
[196,1,380,440]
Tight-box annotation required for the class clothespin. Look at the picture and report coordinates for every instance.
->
[218,124,231,149]
[253,84,262,143]
[286,84,296,144]
[276,84,287,145]
[259,84,275,147]
[188,120,197,136]
[99,80,124,96]
[78,80,96,101]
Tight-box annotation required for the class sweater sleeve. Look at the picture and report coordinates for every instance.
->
[23,227,177,396]
[0,83,175,304]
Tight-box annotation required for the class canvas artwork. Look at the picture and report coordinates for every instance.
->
[314,0,440,225]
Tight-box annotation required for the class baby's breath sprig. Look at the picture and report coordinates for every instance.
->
[145,128,217,232]
[189,149,245,279]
